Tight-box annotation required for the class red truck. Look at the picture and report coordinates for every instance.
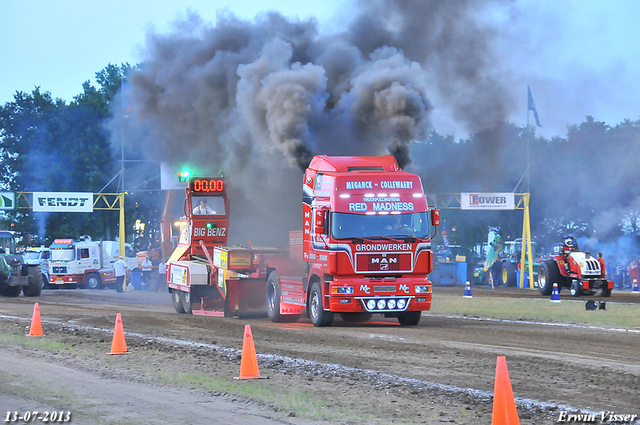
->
[167,155,440,326]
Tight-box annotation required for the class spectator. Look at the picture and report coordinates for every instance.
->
[141,256,153,290]
[157,260,167,292]
[114,256,127,293]
[597,253,606,279]
[628,260,638,292]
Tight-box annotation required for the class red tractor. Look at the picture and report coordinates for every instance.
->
[537,236,613,297]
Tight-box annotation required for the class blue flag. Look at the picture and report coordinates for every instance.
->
[527,85,542,127]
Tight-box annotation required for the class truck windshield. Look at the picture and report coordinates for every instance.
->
[192,196,226,216]
[51,248,75,261]
[331,212,430,239]
[0,235,15,254]
[23,251,42,261]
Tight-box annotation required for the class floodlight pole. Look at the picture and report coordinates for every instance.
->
[518,193,535,289]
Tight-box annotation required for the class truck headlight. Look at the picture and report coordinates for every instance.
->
[367,299,376,310]
[377,299,387,310]
[415,285,430,293]
[397,299,407,309]
[387,299,397,309]
[331,286,354,294]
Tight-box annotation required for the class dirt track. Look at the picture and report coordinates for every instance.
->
[1,286,639,424]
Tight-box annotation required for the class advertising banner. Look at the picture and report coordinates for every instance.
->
[33,192,94,212]
[461,193,515,210]
[0,192,16,211]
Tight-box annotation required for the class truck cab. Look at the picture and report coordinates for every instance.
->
[167,177,231,313]
[48,236,136,289]
[23,246,50,288]
[298,155,439,326]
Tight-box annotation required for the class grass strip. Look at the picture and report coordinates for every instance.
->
[430,293,640,328]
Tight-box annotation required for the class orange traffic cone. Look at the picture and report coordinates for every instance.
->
[28,303,43,337]
[106,313,130,355]
[491,356,520,425]
[234,325,265,380]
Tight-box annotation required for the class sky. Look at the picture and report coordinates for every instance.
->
[1,0,640,141]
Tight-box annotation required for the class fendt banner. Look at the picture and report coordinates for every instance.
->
[461,192,515,210]
[33,192,94,212]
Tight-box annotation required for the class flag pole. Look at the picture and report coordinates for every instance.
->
[526,87,530,193]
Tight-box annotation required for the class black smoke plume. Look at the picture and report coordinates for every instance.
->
[108,0,513,245]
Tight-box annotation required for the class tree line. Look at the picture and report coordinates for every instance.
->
[0,64,162,250]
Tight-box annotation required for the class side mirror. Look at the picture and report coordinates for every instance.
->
[430,208,441,226]
[314,207,327,235]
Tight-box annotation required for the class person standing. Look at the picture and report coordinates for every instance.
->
[141,256,153,290]
[628,260,638,292]
[157,260,167,292]
[597,253,606,279]
[114,256,127,293]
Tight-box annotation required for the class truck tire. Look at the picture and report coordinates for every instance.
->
[340,313,373,323]
[182,290,193,314]
[266,271,301,323]
[538,260,562,296]
[309,281,333,327]
[1,285,21,297]
[570,280,582,297]
[172,290,186,314]
[23,267,42,297]
[397,311,422,326]
[601,287,612,297]
[85,273,102,290]
[42,274,50,289]
[500,262,517,287]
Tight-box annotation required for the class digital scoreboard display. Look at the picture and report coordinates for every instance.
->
[189,178,225,193]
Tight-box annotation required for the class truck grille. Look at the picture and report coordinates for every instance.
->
[355,253,413,273]
[52,266,67,274]
[374,285,396,292]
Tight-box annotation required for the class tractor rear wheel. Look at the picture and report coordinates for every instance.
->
[1,285,21,297]
[500,262,517,287]
[23,267,43,297]
[538,260,562,296]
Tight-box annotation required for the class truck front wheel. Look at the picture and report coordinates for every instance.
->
[85,273,102,290]
[172,290,186,314]
[309,281,333,327]
[398,311,422,326]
